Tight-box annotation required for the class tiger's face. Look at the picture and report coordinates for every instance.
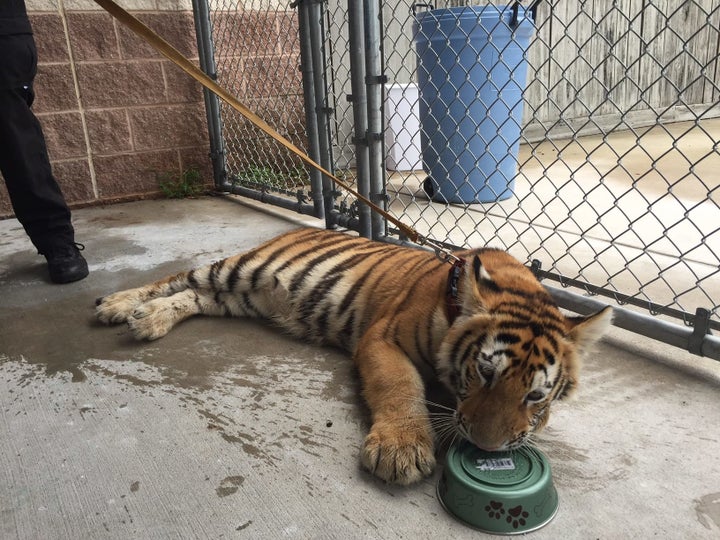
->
[436,255,613,452]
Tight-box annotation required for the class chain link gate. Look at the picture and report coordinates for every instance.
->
[193,0,720,360]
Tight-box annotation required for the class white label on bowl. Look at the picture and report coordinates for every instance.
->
[475,458,516,471]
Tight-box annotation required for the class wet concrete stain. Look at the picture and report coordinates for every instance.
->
[130,481,140,493]
[540,438,590,462]
[695,492,720,530]
[1,255,367,478]
[216,475,245,497]
[534,432,637,491]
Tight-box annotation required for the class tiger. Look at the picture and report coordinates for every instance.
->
[95,227,612,485]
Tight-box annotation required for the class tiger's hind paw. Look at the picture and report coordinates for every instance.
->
[95,289,145,324]
[360,421,436,485]
[126,299,177,341]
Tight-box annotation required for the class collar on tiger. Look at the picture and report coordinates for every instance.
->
[445,257,466,323]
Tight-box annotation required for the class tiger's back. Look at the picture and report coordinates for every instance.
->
[229,227,449,353]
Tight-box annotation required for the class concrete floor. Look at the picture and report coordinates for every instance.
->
[1,196,720,539]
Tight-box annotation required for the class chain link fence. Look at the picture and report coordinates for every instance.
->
[193,0,323,216]
[396,1,720,333]
[194,0,719,358]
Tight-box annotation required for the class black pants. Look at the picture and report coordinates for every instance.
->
[0,33,74,253]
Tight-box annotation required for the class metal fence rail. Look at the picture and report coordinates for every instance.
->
[194,0,720,359]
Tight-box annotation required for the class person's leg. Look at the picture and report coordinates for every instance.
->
[0,33,87,283]
[0,85,75,252]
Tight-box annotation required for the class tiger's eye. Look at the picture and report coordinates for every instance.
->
[525,390,545,402]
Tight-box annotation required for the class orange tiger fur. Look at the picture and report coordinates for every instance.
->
[96,227,612,485]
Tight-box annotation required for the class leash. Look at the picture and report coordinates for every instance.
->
[93,0,460,265]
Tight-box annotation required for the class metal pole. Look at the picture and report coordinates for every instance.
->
[220,182,317,216]
[364,0,387,241]
[378,232,720,362]
[191,0,226,188]
[296,0,325,220]
[347,0,372,238]
[307,0,336,227]
[548,287,720,362]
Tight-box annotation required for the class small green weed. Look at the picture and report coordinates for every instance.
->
[158,167,205,199]
[236,165,310,190]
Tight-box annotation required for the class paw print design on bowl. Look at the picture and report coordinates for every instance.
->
[485,500,505,519]
[506,505,530,529]
[437,442,559,534]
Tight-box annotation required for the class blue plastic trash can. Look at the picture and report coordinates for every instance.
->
[414,4,534,203]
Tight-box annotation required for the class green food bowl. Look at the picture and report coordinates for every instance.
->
[437,442,558,535]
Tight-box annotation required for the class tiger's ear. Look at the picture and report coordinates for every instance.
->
[472,256,500,291]
[460,256,497,313]
[565,306,614,357]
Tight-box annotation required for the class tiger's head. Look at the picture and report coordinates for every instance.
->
[437,254,613,451]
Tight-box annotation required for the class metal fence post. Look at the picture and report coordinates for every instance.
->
[296,0,326,221]
[364,0,388,241]
[191,0,225,188]
[347,0,372,239]
[306,0,337,227]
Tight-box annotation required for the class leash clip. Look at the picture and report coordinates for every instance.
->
[420,235,460,265]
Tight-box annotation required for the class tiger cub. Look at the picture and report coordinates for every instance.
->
[96,227,612,485]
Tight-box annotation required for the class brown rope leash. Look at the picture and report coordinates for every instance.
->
[93,0,459,263]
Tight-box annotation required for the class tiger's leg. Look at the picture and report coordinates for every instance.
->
[126,288,241,341]
[95,270,193,324]
[98,254,286,340]
[354,328,435,485]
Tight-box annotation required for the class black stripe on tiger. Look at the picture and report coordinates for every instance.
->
[496,318,565,342]
[493,301,563,322]
[226,250,260,292]
[187,269,199,288]
[286,237,368,295]
[382,255,445,341]
[240,292,262,318]
[250,229,344,289]
[333,243,410,316]
[413,319,435,372]
[299,244,396,336]
[338,310,357,344]
[425,311,439,366]
[208,259,224,290]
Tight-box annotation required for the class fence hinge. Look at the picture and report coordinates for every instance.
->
[688,307,711,356]
[365,75,388,85]
[367,131,383,142]
[352,131,383,145]
[370,192,389,204]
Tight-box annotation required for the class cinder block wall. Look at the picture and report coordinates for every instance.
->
[0,0,302,218]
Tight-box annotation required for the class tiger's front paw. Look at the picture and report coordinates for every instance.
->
[360,420,436,485]
[95,289,144,324]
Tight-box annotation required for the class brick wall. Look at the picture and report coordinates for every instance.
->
[0,0,304,218]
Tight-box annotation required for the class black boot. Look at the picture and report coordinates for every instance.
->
[43,242,89,284]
